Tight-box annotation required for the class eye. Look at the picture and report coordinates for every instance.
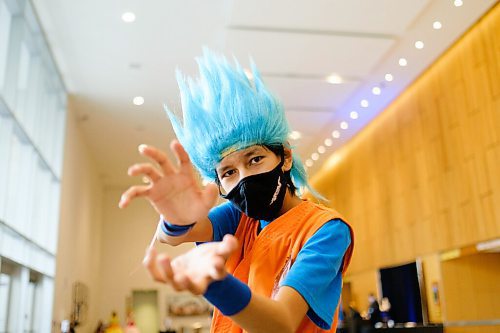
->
[221,169,236,179]
[250,156,264,165]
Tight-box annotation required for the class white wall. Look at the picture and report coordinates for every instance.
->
[96,187,205,330]
[52,98,103,332]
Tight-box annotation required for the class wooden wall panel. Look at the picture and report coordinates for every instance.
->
[440,253,500,331]
[311,4,500,275]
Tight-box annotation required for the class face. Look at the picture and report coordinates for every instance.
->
[216,145,291,194]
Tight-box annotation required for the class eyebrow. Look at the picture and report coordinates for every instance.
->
[216,147,265,175]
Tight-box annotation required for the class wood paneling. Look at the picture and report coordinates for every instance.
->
[311,4,500,274]
[441,253,500,322]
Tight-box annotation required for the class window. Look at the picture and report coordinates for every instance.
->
[0,0,66,330]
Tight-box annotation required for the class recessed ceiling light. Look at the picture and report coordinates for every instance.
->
[372,86,381,95]
[306,159,313,167]
[289,130,302,140]
[454,0,463,7]
[324,138,333,146]
[340,121,349,130]
[332,130,340,139]
[326,73,343,84]
[433,21,442,30]
[350,111,359,119]
[415,41,424,49]
[399,58,408,67]
[360,99,369,108]
[318,146,326,154]
[122,12,136,23]
[133,96,144,105]
[385,73,394,82]
[311,153,319,161]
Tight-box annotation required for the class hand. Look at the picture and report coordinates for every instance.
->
[143,235,238,294]
[118,140,219,225]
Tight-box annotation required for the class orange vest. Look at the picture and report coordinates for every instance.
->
[210,200,354,333]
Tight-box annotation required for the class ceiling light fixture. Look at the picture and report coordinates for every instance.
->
[332,130,340,139]
[350,111,359,119]
[415,41,425,49]
[324,138,333,146]
[122,12,136,23]
[133,96,144,105]
[326,73,343,84]
[318,146,326,154]
[360,100,369,108]
[454,0,463,7]
[340,121,349,130]
[311,153,319,161]
[399,58,408,67]
[385,73,394,82]
[289,130,302,140]
[433,21,442,30]
[305,159,313,167]
[372,86,381,95]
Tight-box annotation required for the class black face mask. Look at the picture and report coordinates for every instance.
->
[220,158,288,221]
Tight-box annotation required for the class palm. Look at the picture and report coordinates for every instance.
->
[119,141,219,225]
[148,171,215,224]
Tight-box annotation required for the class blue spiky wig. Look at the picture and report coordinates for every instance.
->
[165,49,313,195]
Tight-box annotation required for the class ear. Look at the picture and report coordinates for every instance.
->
[283,146,293,172]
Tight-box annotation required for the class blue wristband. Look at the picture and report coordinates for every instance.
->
[203,274,252,316]
[160,217,196,237]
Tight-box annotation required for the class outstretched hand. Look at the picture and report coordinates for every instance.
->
[118,140,219,225]
[143,234,238,294]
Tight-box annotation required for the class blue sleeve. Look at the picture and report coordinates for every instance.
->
[207,201,241,241]
[280,219,351,330]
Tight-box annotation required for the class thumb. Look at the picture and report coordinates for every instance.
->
[202,182,219,208]
[216,234,238,259]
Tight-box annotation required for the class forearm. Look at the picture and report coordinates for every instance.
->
[205,276,307,333]
[156,216,213,246]
[231,293,298,333]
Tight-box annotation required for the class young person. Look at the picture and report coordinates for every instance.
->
[119,50,354,333]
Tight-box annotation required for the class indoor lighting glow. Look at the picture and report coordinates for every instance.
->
[326,73,343,84]
[289,130,302,140]
[311,153,319,161]
[306,159,313,167]
[415,41,424,49]
[324,138,333,146]
[399,58,408,67]
[350,111,358,119]
[318,146,326,154]
[372,86,381,95]
[122,12,136,23]
[433,21,442,30]
[385,73,393,82]
[454,0,463,7]
[332,130,340,139]
[340,121,348,130]
[133,96,144,105]
[360,99,369,108]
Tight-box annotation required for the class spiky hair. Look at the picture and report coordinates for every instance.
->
[165,49,312,194]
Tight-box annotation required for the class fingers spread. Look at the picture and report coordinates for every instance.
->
[139,144,176,175]
[119,185,150,208]
[171,140,194,176]
[128,163,162,183]
[143,248,165,282]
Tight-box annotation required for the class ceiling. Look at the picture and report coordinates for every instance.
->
[32,0,497,188]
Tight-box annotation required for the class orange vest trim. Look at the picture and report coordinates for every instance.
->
[210,200,354,333]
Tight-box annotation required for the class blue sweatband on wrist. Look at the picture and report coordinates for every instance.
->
[160,217,196,237]
[203,274,252,316]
